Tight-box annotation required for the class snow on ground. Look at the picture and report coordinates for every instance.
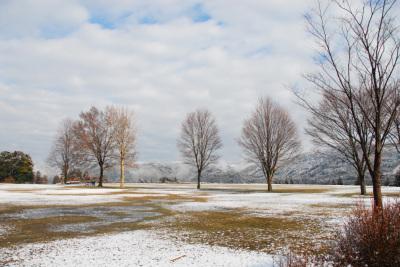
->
[1,183,399,267]
[0,230,274,267]
[0,190,122,205]
[170,191,350,213]
[0,224,13,238]
[166,185,400,219]
[0,184,164,206]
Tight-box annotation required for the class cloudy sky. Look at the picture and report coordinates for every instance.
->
[0,0,317,171]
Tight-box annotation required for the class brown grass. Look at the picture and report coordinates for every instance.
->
[0,193,191,248]
[122,194,208,203]
[272,188,329,194]
[1,216,99,248]
[159,210,332,255]
[336,191,400,198]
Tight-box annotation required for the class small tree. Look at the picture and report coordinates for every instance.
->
[109,107,137,188]
[177,109,222,189]
[238,97,300,192]
[73,106,116,187]
[34,171,41,184]
[52,175,60,184]
[48,119,78,184]
[299,91,371,195]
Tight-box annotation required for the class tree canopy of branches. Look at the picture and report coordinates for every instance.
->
[303,0,400,207]
[73,106,116,187]
[303,91,371,195]
[177,109,222,189]
[47,119,77,184]
[0,151,34,183]
[238,97,300,192]
[109,106,137,188]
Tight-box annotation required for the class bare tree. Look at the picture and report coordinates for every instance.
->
[300,91,372,195]
[238,97,300,192]
[303,0,400,207]
[177,109,222,189]
[73,106,116,187]
[47,119,77,184]
[109,106,137,188]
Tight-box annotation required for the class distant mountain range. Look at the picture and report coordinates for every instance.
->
[105,149,400,185]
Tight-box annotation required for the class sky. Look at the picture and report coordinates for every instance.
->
[0,0,317,172]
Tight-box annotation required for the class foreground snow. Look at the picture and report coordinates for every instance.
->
[1,183,399,267]
[1,230,274,267]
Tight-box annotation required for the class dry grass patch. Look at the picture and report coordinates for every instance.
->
[1,215,99,248]
[0,200,175,248]
[272,188,329,194]
[122,193,208,203]
[336,191,400,198]
[309,203,354,209]
[160,210,332,255]
[198,187,329,194]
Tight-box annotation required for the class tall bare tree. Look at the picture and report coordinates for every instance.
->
[238,97,300,192]
[304,0,400,207]
[73,106,116,187]
[300,91,372,195]
[178,109,222,189]
[47,119,77,184]
[109,106,137,188]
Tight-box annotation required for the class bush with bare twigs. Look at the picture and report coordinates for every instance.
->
[331,201,400,267]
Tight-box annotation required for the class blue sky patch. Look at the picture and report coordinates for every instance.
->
[139,16,158,25]
[89,16,116,29]
[191,3,211,23]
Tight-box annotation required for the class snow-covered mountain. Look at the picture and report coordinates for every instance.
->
[105,149,400,185]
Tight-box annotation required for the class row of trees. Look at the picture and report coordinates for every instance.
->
[49,97,299,192]
[178,97,300,191]
[48,106,137,188]
[297,0,400,208]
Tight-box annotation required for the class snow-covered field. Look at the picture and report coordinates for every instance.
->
[1,230,274,267]
[0,183,399,266]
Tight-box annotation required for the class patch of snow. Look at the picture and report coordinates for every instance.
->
[0,224,13,238]
[0,230,274,267]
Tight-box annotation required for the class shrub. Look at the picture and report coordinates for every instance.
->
[331,201,400,267]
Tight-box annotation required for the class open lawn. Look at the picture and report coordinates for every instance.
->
[0,183,399,266]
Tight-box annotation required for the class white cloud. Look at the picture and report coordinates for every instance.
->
[0,0,318,172]
[0,0,88,38]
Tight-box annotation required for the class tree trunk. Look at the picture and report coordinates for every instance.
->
[120,158,125,189]
[63,164,68,184]
[372,148,383,208]
[267,175,272,192]
[197,170,201,189]
[359,173,366,195]
[356,166,366,195]
[98,165,104,187]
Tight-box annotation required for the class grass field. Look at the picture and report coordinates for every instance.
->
[1,183,399,266]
